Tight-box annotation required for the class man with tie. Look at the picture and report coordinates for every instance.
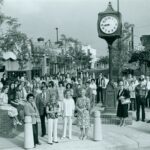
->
[96,73,103,104]
[101,75,109,106]
[36,83,50,137]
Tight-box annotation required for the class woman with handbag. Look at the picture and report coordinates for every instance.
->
[117,81,130,127]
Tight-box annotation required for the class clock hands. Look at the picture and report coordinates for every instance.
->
[104,24,110,26]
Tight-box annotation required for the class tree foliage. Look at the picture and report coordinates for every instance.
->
[0,6,31,70]
[129,50,150,67]
[59,34,92,70]
[97,56,109,65]
[112,22,133,75]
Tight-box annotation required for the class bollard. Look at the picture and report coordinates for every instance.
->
[93,111,103,141]
[24,116,34,149]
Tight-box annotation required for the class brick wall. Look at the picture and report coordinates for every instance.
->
[0,109,14,137]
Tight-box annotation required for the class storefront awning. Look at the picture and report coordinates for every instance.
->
[2,52,17,61]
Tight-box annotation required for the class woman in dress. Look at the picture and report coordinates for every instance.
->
[15,84,26,123]
[85,81,93,106]
[34,82,42,98]
[57,81,65,114]
[48,81,58,101]
[8,82,16,106]
[117,81,130,126]
[65,73,71,84]
[0,86,21,125]
[20,81,27,100]
[66,83,73,97]
[89,79,97,108]
[76,88,90,140]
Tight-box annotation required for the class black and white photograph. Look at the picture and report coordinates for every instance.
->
[0,0,150,150]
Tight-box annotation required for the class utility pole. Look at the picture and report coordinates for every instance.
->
[117,0,121,79]
[117,0,119,12]
[131,26,134,51]
[56,27,58,42]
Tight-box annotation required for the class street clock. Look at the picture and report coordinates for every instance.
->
[97,2,123,112]
[97,2,122,44]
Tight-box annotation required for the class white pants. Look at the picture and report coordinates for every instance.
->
[48,118,58,143]
[58,101,63,113]
[62,116,72,139]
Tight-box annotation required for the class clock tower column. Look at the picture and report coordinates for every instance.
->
[97,2,122,113]
[97,2,132,125]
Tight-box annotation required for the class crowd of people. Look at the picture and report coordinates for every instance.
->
[0,72,150,147]
[0,72,98,147]
[116,74,150,126]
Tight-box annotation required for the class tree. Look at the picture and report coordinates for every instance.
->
[0,13,31,69]
[112,22,134,77]
[59,34,92,72]
[129,50,150,74]
[29,39,45,67]
[98,56,109,65]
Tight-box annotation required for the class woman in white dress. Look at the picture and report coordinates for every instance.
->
[89,79,97,108]
[57,81,65,114]
[0,86,21,125]
[34,82,42,98]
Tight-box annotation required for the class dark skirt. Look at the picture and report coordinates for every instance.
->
[117,100,128,118]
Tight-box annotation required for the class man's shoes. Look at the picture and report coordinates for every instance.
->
[68,137,72,140]
[142,119,145,122]
[48,143,53,145]
[136,119,139,121]
[37,142,41,145]
[41,134,45,137]
[60,136,66,140]
[79,135,83,140]
[147,120,150,123]
[53,141,59,143]
[34,145,36,148]
[82,136,88,140]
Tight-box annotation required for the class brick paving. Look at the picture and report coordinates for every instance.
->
[1,108,150,150]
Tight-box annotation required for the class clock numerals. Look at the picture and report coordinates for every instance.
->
[100,16,119,34]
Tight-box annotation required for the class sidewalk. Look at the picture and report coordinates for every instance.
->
[1,109,150,150]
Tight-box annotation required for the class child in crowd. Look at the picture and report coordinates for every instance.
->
[61,90,75,139]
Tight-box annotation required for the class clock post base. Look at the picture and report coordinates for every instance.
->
[100,111,133,125]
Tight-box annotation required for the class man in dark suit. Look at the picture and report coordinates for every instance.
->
[135,78,147,122]
[1,73,8,86]
[36,83,50,137]
[96,73,103,104]
[24,93,41,147]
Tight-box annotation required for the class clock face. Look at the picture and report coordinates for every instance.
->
[100,16,119,34]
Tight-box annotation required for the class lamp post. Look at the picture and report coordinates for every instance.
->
[131,25,134,51]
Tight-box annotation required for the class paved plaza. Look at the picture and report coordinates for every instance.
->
[1,109,150,150]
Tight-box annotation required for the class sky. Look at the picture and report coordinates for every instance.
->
[1,0,150,56]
